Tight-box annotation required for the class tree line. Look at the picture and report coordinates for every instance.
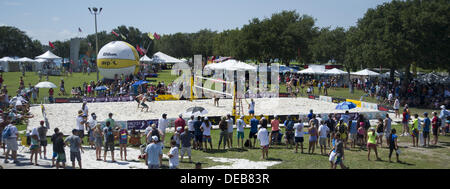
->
[0,0,448,76]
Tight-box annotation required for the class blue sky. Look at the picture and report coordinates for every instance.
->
[0,0,391,44]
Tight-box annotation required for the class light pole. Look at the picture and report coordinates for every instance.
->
[88,7,102,81]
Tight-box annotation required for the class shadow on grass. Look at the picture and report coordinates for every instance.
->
[426,145,445,149]
[437,141,450,147]
[266,157,283,161]
[396,161,415,166]
[203,149,228,154]
[227,148,248,152]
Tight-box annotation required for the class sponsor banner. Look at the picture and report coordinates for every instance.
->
[279,93,289,97]
[332,97,346,103]
[155,94,179,101]
[99,121,127,129]
[377,104,389,111]
[346,99,361,108]
[127,119,158,130]
[361,102,378,110]
[55,98,69,103]
[67,98,83,103]
[319,96,332,103]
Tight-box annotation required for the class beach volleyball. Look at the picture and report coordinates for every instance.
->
[97,41,139,79]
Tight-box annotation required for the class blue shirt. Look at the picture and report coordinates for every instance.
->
[349,120,357,134]
[145,143,162,165]
[307,113,313,120]
[193,120,202,136]
[250,118,259,133]
[284,120,294,131]
[423,117,431,132]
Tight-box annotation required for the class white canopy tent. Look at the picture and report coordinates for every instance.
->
[152,52,183,64]
[325,68,347,75]
[0,57,18,72]
[35,50,61,60]
[204,59,256,71]
[17,57,37,63]
[139,55,152,63]
[297,66,326,74]
[351,69,380,76]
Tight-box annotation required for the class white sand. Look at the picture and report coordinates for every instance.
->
[205,157,281,169]
[27,97,381,136]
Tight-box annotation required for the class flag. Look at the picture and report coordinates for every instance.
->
[136,45,143,56]
[111,30,119,37]
[147,32,154,40]
[78,27,82,32]
[153,32,160,40]
[49,41,55,49]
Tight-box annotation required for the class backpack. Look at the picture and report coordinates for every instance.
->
[2,125,11,139]
[436,118,442,127]
[338,124,346,134]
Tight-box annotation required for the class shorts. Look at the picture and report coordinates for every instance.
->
[432,127,438,136]
[202,135,211,143]
[40,140,48,147]
[367,143,377,148]
[285,131,294,140]
[195,134,203,142]
[271,130,280,134]
[148,164,160,169]
[319,137,327,146]
[104,142,115,152]
[411,129,419,137]
[236,132,244,139]
[57,152,66,163]
[70,151,81,162]
[119,138,127,145]
[340,133,347,140]
[335,156,342,164]
[227,132,233,140]
[181,147,192,157]
[30,144,39,151]
[295,137,304,143]
[423,131,429,139]
[384,132,391,138]
[95,138,103,148]
[249,131,258,139]
[376,132,384,137]
[249,110,255,114]
[309,136,317,142]
[329,151,337,162]
[349,133,357,141]
[141,103,148,108]
[260,145,269,149]
[6,138,18,151]
[52,152,58,158]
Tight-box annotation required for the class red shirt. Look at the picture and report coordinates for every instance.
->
[49,88,54,96]
[432,116,438,129]
[174,117,186,133]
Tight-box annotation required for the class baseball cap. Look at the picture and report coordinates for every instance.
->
[152,136,159,141]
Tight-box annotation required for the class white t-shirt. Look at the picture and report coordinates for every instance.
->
[158,118,168,133]
[249,102,255,111]
[236,119,245,132]
[257,128,269,146]
[87,117,97,131]
[82,105,88,115]
[293,123,304,137]
[144,126,152,136]
[169,147,179,167]
[318,125,329,138]
[187,119,195,131]
[76,116,84,130]
[6,124,18,139]
[201,122,211,136]
[227,118,234,133]
[394,99,400,109]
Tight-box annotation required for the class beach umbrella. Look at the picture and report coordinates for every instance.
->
[35,81,57,88]
[95,86,108,91]
[183,106,208,117]
[132,80,149,87]
[335,101,357,110]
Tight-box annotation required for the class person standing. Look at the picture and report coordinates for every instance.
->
[257,122,269,159]
[318,120,330,155]
[308,122,318,154]
[193,116,203,150]
[75,110,87,143]
[50,128,60,167]
[388,129,400,163]
[367,127,380,161]
[284,116,295,149]
[248,99,255,117]
[376,118,384,147]
[384,114,392,146]
[422,112,431,147]
[329,133,348,169]
[103,121,116,162]
[249,116,259,148]
[325,114,336,148]
[54,132,66,169]
[158,113,169,145]
[119,127,128,161]
[93,124,103,161]
[270,115,280,146]
[3,119,19,164]
[201,117,213,151]
[187,115,195,147]
[439,105,448,136]
[37,120,48,159]
[293,118,304,153]
[226,114,234,149]
[64,129,84,169]
[431,112,439,145]
[174,114,186,134]
[180,127,193,163]
[167,140,179,169]
[218,116,228,150]
[411,114,420,147]
[145,136,163,169]
[401,108,410,136]
[236,115,246,148]
[29,129,40,166]
[87,113,98,149]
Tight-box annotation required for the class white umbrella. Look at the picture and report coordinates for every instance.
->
[35,50,61,60]
[35,81,57,88]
